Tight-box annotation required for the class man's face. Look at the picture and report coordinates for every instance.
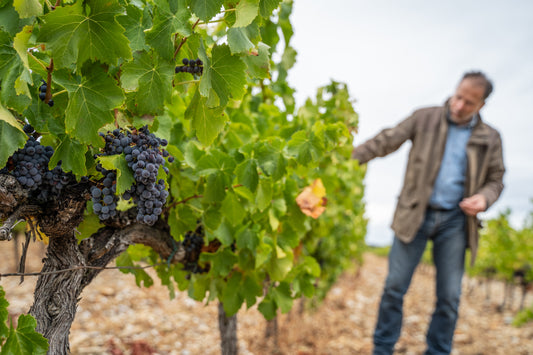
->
[449,78,486,125]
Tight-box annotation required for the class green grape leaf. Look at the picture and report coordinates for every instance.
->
[115,248,154,287]
[235,158,258,192]
[259,0,281,17]
[117,5,152,52]
[227,27,254,54]
[97,155,135,195]
[234,0,259,27]
[257,295,276,320]
[13,0,42,18]
[200,248,237,277]
[54,65,125,146]
[0,314,48,355]
[145,0,191,59]
[281,45,297,71]
[287,130,324,165]
[199,43,247,107]
[0,102,24,132]
[243,42,270,79]
[268,245,293,281]
[213,221,235,247]
[0,116,27,169]
[235,224,259,252]
[121,51,174,115]
[37,0,132,71]
[190,0,223,22]
[1,286,9,338]
[255,177,272,212]
[221,272,244,316]
[0,3,22,35]
[221,191,246,227]
[184,89,227,146]
[49,136,88,176]
[0,31,30,111]
[203,171,227,203]
[12,25,32,98]
[242,275,262,308]
[255,140,287,181]
[271,282,293,313]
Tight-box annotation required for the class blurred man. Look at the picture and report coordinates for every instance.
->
[352,71,505,354]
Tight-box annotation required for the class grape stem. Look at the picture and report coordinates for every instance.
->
[174,79,199,86]
[172,19,201,61]
[45,59,54,104]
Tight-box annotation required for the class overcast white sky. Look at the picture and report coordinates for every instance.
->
[289,0,533,246]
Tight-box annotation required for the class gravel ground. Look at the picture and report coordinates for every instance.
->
[1,240,533,355]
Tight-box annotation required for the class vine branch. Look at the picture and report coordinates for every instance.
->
[173,19,201,61]
[0,263,165,281]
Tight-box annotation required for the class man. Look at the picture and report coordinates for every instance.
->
[351,71,505,354]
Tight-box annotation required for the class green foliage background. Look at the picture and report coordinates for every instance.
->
[0,0,367,328]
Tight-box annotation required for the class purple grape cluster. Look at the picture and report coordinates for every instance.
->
[10,136,53,191]
[175,58,203,75]
[182,224,209,274]
[96,126,173,226]
[2,124,74,202]
[90,168,118,221]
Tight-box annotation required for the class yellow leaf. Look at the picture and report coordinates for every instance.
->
[310,178,326,198]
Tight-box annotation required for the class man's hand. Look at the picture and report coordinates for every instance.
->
[459,194,487,216]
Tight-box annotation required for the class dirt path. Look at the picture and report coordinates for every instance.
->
[2,242,533,354]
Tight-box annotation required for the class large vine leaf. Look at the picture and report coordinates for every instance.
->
[199,43,247,107]
[190,0,223,22]
[49,136,88,176]
[234,0,259,28]
[145,0,191,59]
[0,31,30,111]
[54,65,125,146]
[0,290,48,355]
[0,106,26,168]
[117,4,152,52]
[227,27,255,54]
[184,89,226,145]
[37,0,132,71]
[121,51,174,115]
[0,2,22,35]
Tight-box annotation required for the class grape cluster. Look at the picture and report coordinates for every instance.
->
[38,80,54,107]
[182,224,209,274]
[10,136,53,191]
[90,168,118,221]
[175,58,203,75]
[2,124,74,202]
[96,126,173,226]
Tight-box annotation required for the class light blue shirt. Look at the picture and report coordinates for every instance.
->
[428,115,477,209]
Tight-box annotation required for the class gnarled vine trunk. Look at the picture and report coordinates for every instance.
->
[218,302,238,355]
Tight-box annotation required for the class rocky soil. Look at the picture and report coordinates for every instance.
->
[1,239,533,355]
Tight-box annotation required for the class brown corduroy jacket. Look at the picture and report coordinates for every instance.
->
[352,103,505,265]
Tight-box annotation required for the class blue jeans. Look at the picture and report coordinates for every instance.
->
[373,207,466,355]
